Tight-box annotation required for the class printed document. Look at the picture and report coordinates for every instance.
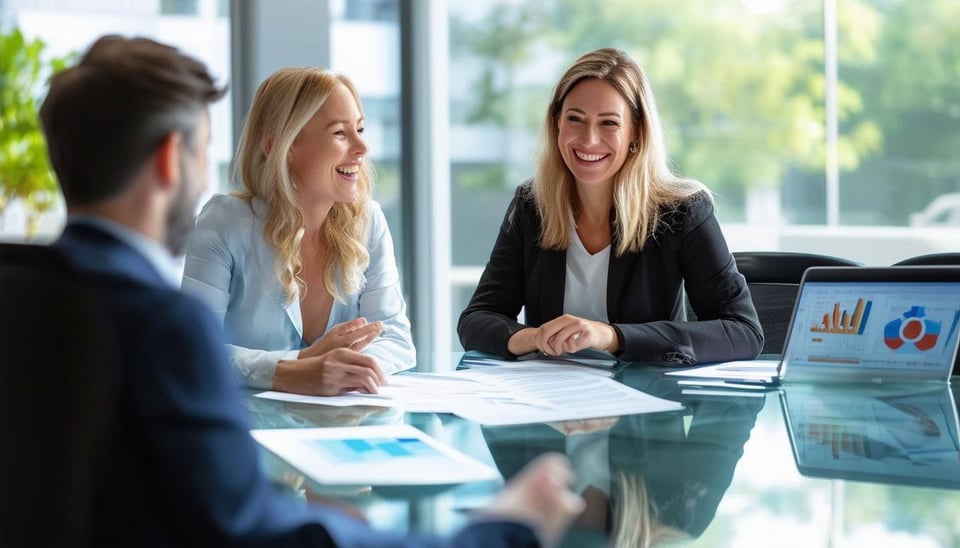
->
[451,365,682,425]
[256,361,683,425]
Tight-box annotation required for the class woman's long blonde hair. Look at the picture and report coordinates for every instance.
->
[533,48,709,256]
[613,472,690,548]
[232,67,371,304]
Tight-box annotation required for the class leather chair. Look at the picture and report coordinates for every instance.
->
[0,243,116,547]
[733,251,862,356]
[892,253,960,266]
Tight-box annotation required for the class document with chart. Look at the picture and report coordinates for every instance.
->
[251,424,501,486]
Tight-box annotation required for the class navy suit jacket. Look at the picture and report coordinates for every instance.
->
[458,183,763,364]
[55,223,537,547]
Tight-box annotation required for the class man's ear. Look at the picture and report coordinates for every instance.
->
[156,131,183,190]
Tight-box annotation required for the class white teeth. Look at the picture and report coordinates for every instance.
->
[575,151,607,162]
[336,165,359,175]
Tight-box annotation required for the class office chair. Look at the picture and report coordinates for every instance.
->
[733,251,862,356]
[892,252,960,266]
[0,243,116,548]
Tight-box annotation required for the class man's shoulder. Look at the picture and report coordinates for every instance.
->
[94,276,229,371]
[82,268,214,326]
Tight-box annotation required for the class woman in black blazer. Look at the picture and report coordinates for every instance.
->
[458,48,763,365]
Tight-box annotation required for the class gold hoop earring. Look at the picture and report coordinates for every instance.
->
[629,141,638,154]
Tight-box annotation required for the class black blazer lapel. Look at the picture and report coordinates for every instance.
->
[538,248,566,323]
[607,240,633,323]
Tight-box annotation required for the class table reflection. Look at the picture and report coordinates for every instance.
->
[781,383,960,489]
[482,369,764,546]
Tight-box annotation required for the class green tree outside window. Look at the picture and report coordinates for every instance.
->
[0,27,70,237]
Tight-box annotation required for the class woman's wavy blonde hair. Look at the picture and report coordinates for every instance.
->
[613,472,689,548]
[533,48,709,256]
[232,67,371,304]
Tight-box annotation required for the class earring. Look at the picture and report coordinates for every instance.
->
[629,141,638,154]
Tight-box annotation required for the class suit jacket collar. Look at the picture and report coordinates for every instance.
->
[540,249,566,321]
[55,223,169,289]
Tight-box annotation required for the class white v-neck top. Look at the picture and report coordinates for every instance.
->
[563,229,611,322]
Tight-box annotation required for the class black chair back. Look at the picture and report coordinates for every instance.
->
[733,251,862,355]
[893,253,960,266]
[0,243,115,548]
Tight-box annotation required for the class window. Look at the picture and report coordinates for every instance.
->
[837,0,960,226]
[0,0,232,240]
[329,0,404,274]
[161,0,199,16]
[445,0,960,351]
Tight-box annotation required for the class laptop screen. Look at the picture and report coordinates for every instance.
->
[781,267,960,383]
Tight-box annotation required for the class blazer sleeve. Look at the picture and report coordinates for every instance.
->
[138,294,540,547]
[358,203,416,374]
[458,187,531,358]
[182,200,290,389]
[133,294,335,544]
[613,196,764,363]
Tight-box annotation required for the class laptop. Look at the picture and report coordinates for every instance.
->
[780,383,960,489]
[668,266,960,387]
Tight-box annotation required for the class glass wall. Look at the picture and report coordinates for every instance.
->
[328,0,404,274]
[3,1,958,357]
[0,0,232,240]
[837,0,960,226]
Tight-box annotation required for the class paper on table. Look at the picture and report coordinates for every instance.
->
[255,371,535,413]
[251,424,501,486]
[256,365,684,425]
[453,367,683,426]
[255,390,395,408]
[664,359,780,381]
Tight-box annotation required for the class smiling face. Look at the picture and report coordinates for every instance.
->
[556,78,636,190]
[287,82,367,207]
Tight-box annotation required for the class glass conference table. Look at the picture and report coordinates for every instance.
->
[244,354,960,547]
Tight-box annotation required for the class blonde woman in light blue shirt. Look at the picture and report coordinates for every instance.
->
[182,67,415,396]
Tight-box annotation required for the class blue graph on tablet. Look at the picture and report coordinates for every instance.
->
[311,437,438,463]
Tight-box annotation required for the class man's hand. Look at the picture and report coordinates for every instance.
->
[273,348,386,396]
[479,453,585,547]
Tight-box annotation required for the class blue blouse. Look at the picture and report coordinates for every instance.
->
[182,194,415,388]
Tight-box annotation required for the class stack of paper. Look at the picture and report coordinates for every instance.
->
[256,357,683,426]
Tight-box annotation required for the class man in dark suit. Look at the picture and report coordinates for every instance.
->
[39,34,582,546]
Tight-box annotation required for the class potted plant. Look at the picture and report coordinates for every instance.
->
[0,27,70,238]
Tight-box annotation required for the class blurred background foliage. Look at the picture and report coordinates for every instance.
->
[0,26,71,237]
